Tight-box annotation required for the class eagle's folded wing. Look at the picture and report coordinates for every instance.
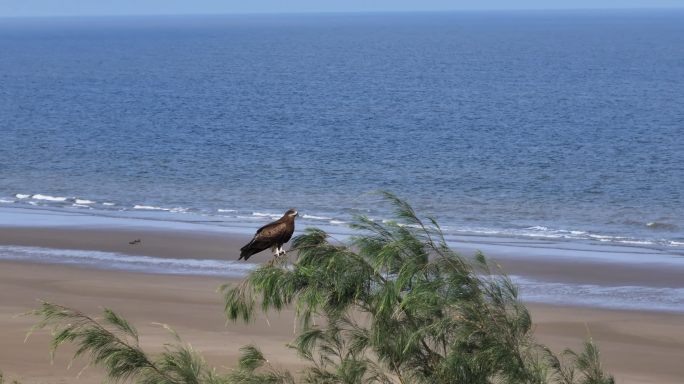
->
[239,221,289,260]
[254,221,288,244]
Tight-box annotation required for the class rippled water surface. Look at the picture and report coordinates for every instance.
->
[1,10,683,247]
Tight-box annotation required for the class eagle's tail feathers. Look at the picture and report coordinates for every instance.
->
[239,245,263,261]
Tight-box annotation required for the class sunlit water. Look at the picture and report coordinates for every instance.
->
[1,10,683,249]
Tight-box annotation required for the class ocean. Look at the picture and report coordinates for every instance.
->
[1,10,683,251]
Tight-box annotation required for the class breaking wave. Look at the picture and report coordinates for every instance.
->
[646,222,679,230]
[302,214,333,220]
[133,205,189,213]
[33,194,68,201]
[134,205,168,210]
[252,212,282,218]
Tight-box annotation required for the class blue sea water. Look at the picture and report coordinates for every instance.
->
[1,10,683,249]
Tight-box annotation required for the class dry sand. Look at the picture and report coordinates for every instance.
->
[1,227,683,383]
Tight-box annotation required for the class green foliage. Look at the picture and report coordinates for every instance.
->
[542,333,615,384]
[223,344,295,384]
[26,192,614,383]
[221,192,614,384]
[0,370,21,384]
[23,303,220,384]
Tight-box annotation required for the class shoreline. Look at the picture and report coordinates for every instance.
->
[2,203,682,253]
[2,222,684,313]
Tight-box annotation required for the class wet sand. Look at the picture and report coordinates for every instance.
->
[1,226,683,383]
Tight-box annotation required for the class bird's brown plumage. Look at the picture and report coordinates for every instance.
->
[239,209,298,261]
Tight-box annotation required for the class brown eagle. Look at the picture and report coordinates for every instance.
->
[239,209,299,260]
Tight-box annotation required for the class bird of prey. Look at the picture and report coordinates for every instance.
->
[239,209,299,261]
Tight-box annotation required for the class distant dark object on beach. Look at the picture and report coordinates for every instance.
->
[239,209,298,261]
[128,239,141,245]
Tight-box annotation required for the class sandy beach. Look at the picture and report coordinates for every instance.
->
[1,226,684,383]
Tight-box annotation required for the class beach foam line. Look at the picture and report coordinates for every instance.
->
[301,214,333,220]
[0,245,257,277]
[440,224,684,247]
[32,194,69,201]
[228,211,337,222]
[132,205,189,213]
[134,205,170,210]
[103,202,116,206]
[0,199,15,203]
[252,212,282,218]
[75,199,96,204]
